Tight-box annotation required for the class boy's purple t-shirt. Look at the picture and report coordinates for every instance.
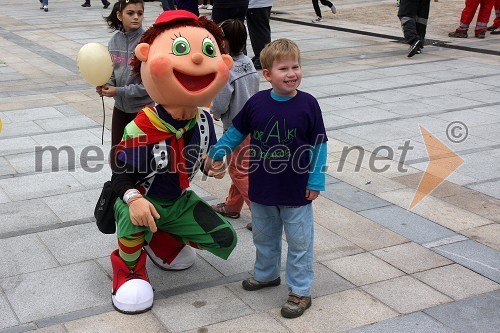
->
[232,89,327,206]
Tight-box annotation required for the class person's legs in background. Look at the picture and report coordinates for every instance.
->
[474,0,495,38]
[448,0,481,38]
[246,6,272,70]
[161,0,176,10]
[398,0,423,57]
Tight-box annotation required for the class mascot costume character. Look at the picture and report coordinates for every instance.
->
[109,10,236,314]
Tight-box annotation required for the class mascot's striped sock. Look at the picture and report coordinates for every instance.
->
[118,232,145,268]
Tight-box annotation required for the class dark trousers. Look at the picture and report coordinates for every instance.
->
[246,6,272,60]
[312,0,333,17]
[111,107,137,147]
[211,6,248,24]
[398,0,431,45]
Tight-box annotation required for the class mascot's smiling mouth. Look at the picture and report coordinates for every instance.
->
[174,70,215,92]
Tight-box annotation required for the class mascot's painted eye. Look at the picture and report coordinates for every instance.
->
[202,38,216,58]
[172,36,190,56]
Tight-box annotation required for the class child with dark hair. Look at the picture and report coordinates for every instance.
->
[210,19,259,228]
[98,0,153,148]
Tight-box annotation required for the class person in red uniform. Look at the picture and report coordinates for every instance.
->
[487,0,500,33]
[449,0,495,39]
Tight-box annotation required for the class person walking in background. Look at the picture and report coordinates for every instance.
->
[199,0,213,10]
[448,0,494,39]
[160,0,176,11]
[311,0,336,23]
[212,0,249,24]
[38,0,48,12]
[205,38,328,319]
[246,0,274,70]
[82,0,111,8]
[487,0,500,33]
[98,0,153,148]
[210,19,259,230]
[398,0,431,57]
[176,0,199,16]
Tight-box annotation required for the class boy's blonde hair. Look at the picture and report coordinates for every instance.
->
[259,38,301,70]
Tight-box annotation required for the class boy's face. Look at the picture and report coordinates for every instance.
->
[263,56,302,97]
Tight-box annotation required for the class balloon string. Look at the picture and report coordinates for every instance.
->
[101,96,105,145]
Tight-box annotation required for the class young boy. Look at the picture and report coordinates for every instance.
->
[205,38,327,318]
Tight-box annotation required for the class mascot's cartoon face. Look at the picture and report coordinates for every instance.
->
[134,10,233,116]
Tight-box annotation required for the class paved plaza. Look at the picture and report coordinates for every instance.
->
[0,0,499,332]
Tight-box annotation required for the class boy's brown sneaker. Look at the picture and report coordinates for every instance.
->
[448,30,468,38]
[281,293,312,318]
[242,277,281,291]
[211,203,240,219]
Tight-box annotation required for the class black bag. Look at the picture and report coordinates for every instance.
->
[94,181,119,234]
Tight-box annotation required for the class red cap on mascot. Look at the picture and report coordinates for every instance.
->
[153,10,199,27]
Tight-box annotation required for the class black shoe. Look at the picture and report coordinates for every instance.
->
[448,30,468,38]
[242,277,280,291]
[407,39,422,58]
[475,31,486,39]
[103,1,110,8]
[81,2,91,7]
[491,28,500,35]
[487,25,499,31]
[245,223,252,231]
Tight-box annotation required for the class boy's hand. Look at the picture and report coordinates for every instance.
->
[306,189,320,201]
[129,198,160,232]
[203,156,226,179]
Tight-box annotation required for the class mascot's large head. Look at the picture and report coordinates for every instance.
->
[132,10,233,119]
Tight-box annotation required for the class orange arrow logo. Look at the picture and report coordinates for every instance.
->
[410,125,464,209]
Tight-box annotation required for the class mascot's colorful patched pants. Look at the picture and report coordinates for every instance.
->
[114,190,237,260]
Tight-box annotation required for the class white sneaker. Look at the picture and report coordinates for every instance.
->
[207,4,213,10]
[39,1,44,9]
[43,5,48,12]
[198,4,208,9]
[331,4,336,14]
[311,17,322,23]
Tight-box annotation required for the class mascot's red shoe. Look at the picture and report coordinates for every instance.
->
[111,249,154,314]
[144,230,196,271]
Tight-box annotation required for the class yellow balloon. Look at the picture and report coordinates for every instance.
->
[76,43,113,86]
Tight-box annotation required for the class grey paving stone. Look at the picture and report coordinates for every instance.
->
[0,157,16,177]
[37,223,115,265]
[333,106,401,122]
[339,123,411,143]
[468,180,500,200]
[321,95,380,111]
[433,240,500,283]
[35,115,99,132]
[0,187,10,204]
[0,136,39,157]
[183,313,289,333]
[348,312,455,333]
[424,292,500,333]
[359,205,457,244]
[0,171,84,201]
[371,242,453,274]
[70,166,112,190]
[0,199,60,235]
[152,285,254,333]
[0,261,111,323]
[63,311,167,333]
[323,252,405,286]
[54,105,82,117]
[274,289,398,333]
[197,228,257,276]
[413,264,500,300]
[321,181,391,212]
[31,129,104,147]
[314,223,364,261]
[41,189,100,222]
[362,276,453,314]
[312,263,355,297]
[0,290,18,330]
[0,234,59,279]
[0,120,45,138]
[2,107,64,122]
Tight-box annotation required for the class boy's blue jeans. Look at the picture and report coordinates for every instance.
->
[250,202,314,296]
